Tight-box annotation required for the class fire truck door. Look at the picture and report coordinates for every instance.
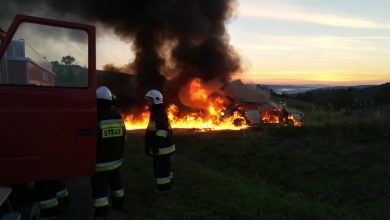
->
[0,15,96,185]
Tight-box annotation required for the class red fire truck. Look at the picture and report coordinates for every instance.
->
[5,39,56,86]
[0,15,97,187]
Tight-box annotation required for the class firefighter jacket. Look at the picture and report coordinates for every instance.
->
[96,100,126,172]
[145,104,175,156]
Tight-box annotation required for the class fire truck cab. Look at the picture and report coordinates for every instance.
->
[0,15,97,187]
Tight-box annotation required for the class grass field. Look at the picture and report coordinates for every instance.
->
[121,109,390,219]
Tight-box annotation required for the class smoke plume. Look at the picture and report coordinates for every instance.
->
[1,0,241,108]
[226,80,271,102]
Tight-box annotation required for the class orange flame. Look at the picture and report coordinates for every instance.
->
[124,78,248,131]
[124,103,248,131]
[123,77,302,131]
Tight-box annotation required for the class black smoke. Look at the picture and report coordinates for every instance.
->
[1,0,241,109]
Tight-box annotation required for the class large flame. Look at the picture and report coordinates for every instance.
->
[124,103,248,131]
[123,78,302,131]
[124,78,248,131]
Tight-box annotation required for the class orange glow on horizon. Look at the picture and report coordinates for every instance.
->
[235,70,390,86]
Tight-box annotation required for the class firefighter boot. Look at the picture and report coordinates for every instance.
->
[87,214,106,220]
[58,196,70,213]
[33,216,57,220]
[112,197,124,210]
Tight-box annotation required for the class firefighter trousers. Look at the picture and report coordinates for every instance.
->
[91,167,124,217]
[153,154,173,191]
[34,180,69,218]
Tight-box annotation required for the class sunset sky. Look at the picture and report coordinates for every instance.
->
[228,0,390,85]
[2,0,389,86]
[97,0,390,86]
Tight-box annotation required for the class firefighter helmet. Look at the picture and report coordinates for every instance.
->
[145,89,163,104]
[96,86,113,101]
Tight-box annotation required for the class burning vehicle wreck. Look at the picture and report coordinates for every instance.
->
[123,78,303,131]
[124,99,303,131]
[221,101,303,127]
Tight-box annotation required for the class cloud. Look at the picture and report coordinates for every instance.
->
[232,34,390,52]
[239,2,390,30]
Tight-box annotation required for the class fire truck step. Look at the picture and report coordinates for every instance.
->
[0,187,12,207]
[1,213,21,220]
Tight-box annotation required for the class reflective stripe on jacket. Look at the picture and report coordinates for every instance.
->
[145,104,175,156]
[97,103,126,164]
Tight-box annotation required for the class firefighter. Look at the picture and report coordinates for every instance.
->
[279,102,289,125]
[144,90,175,192]
[33,180,69,220]
[90,86,126,220]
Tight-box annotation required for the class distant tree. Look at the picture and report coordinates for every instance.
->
[61,55,76,65]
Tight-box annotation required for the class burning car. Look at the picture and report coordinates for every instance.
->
[124,78,303,131]
[221,101,303,127]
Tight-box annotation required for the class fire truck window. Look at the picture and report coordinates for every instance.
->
[0,23,88,87]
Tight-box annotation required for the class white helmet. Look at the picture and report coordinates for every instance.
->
[145,89,163,104]
[96,86,113,101]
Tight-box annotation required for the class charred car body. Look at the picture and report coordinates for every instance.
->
[221,101,303,127]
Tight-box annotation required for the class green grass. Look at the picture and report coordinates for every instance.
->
[120,111,390,219]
